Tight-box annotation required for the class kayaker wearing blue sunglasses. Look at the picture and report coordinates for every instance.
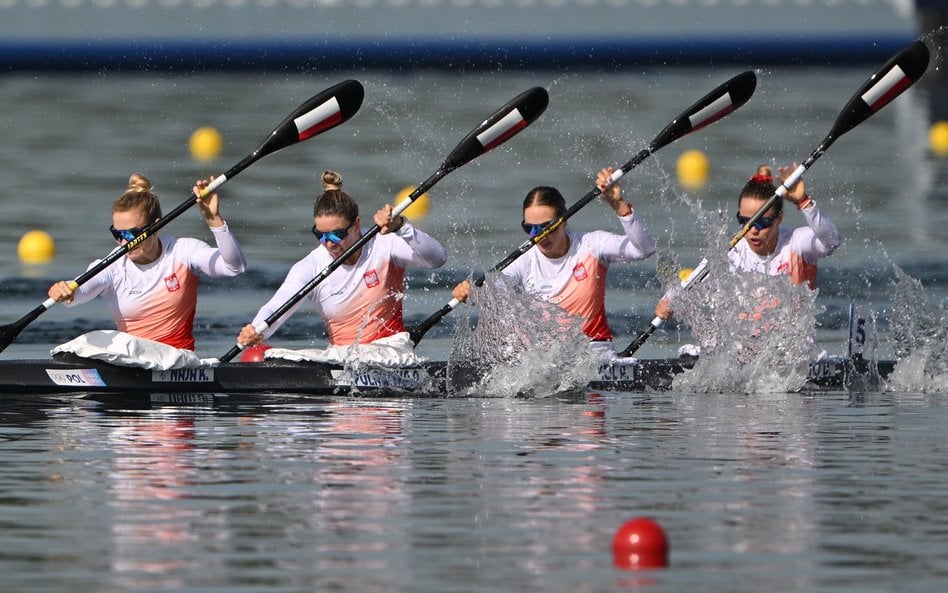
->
[237,170,447,359]
[452,166,657,360]
[46,173,247,351]
[655,163,842,323]
[728,163,842,288]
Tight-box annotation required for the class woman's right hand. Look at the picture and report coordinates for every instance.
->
[48,280,77,304]
[655,297,674,320]
[238,324,263,347]
[452,280,472,303]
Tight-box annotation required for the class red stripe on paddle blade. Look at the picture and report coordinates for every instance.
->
[862,65,914,112]
[255,79,365,158]
[477,110,529,151]
[830,40,929,139]
[442,87,549,170]
[688,95,736,133]
[296,99,345,141]
[650,70,756,151]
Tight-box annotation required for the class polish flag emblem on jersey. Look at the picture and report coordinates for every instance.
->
[363,270,380,288]
[572,263,588,281]
[164,273,181,292]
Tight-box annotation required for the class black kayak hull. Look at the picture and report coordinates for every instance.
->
[0,354,895,400]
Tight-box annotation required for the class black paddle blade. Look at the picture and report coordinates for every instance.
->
[649,70,757,152]
[441,87,549,172]
[252,80,365,160]
[0,307,45,352]
[829,40,930,141]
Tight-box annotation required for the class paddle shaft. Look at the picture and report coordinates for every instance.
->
[408,70,759,345]
[619,40,930,357]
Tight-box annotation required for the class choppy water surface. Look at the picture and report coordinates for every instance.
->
[0,61,947,591]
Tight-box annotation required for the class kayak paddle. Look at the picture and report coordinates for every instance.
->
[218,86,550,363]
[408,70,758,345]
[619,39,931,358]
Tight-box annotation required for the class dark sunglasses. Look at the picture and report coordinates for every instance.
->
[521,219,557,238]
[312,221,354,245]
[736,214,778,231]
[109,225,147,242]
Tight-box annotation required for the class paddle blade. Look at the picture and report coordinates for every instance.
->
[441,87,549,172]
[649,70,757,151]
[829,40,930,140]
[252,79,365,160]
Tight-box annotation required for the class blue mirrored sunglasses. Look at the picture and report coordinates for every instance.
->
[521,219,556,238]
[312,221,354,244]
[109,225,146,242]
[736,213,777,231]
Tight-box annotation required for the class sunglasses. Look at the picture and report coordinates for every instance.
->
[312,221,354,245]
[109,225,147,242]
[521,219,557,238]
[736,213,778,231]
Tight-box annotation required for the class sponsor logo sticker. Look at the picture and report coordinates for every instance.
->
[46,368,107,387]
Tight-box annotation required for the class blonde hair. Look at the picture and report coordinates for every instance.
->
[313,170,358,222]
[112,173,162,221]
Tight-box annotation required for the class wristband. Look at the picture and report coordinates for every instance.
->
[796,195,813,210]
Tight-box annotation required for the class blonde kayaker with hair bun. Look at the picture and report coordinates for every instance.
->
[236,170,447,363]
[46,172,247,351]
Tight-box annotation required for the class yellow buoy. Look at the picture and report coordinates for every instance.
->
[678,268,694,283]
[929,121,948,158]
[188,126,223,162]
[17,230,56,264]
[676,149,710,191]
[395,185,430,221]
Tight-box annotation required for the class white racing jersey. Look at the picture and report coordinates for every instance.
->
[67,225,247,350]
[728,201,842,288]
[252,221,447,346]
[503,212,656,341]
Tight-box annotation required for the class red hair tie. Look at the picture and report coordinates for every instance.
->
[749,174,773,184]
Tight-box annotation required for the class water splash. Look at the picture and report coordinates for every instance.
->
[666,216,823,394]
[884,266,948,393]
[447,273,600,397]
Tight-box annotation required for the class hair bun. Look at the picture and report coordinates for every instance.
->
[749,174,773,184]
[321,170,342,191]
[127,172,153,192]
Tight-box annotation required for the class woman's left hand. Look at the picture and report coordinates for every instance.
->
[375,204,405,235]
[778,163,808,206]
[194,178,225,228]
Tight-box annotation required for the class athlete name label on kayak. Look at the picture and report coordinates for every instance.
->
[46,368,107,387]
[152,368,215,383]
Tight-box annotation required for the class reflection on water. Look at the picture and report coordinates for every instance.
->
[2,389,948,591]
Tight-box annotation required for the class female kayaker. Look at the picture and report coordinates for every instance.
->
[47,173,247,351]
[236,170,447,361]
[451,166,657,359]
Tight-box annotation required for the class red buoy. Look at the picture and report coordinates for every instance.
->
[239,344,272,363]
[612,517,668,570]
